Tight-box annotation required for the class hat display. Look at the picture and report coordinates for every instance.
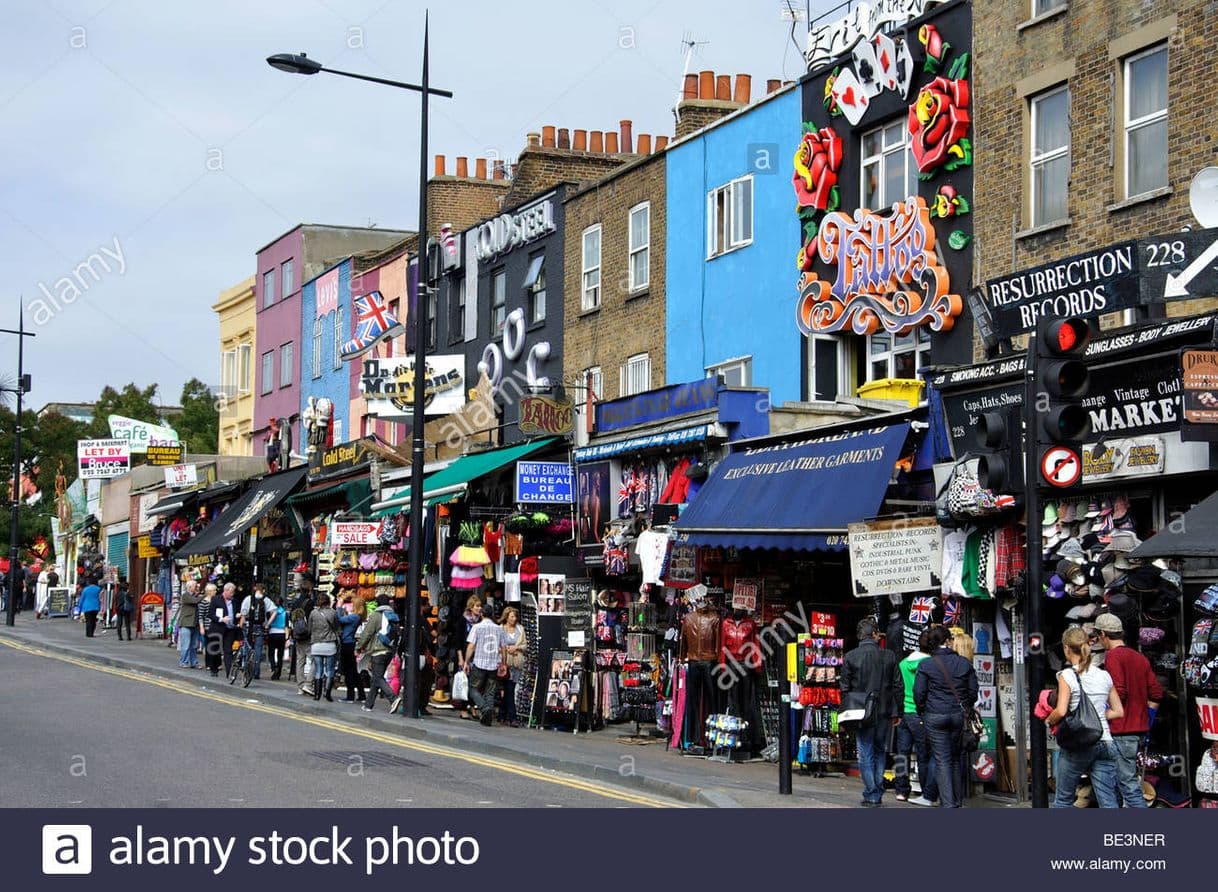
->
[1067,602,1100,621]
[1103,530,1142,553]
[1094,612,1124,634]
[1112,494,1131,520]
[1042,504,1058,528]
[1046,574,1067,599]
[1160,569,1182,592]
[1085,500,1101,518]
[1057,538,1086,562]
[1059,501,1076,523]
[1099,498,1114,516]
[1125,565,1162,593]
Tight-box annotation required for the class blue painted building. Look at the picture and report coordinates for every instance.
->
[665,85,803,407]
[299,258,352,451]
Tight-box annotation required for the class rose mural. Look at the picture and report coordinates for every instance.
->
[919,24,950,73]
[909,75,972,174]
[793,126,843,211]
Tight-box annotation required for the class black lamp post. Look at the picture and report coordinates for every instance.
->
[268,15,452,718]
[3,305,35,626]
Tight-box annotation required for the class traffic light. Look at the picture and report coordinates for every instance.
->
[974,405,1022,493]
[1034,317,1092,489]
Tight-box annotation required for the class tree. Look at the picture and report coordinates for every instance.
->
[176,378,219,454]
[87,383,162,440]
[0,406,87,557]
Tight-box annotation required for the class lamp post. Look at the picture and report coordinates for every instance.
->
[3,305,35,627]
[268,14,452,718]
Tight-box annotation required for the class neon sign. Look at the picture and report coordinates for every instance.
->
[796,196,963,336]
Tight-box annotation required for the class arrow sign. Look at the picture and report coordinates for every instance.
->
[1164,236,1218,298]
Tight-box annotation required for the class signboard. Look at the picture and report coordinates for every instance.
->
[1040,447,1082,488]
[973,654,995,686]
[979,717,999,751]
[163,464,198,489]
[360,355,465,419]
[1181,348,1218,442]
[139,593,165,638]
[971,750,997,783]
[47,586,72,618]
[731,579,761,612]
[976,684,997,718]
[1140,227,1218,302]
[108,414,179,454]
[561,578,594,639]
[595,378,719,435]
[1081,436,1165,482]
[136,536,159,559]
[515,461,574,504]
[1197,696,1218,741]
[186,553,212,567]
[315,266,339,319]
[147,443,186,466]
[847,517,942,598]
[77,439,130,479]
[474,196,556,261]
[332,521,384,547]
[805,0,949,70]
[519,394,575,436]
[665,543,699,589]
[137,493,158,533]
[309,438,373,480]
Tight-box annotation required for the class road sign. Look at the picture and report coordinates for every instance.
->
[1040,446,1081,487]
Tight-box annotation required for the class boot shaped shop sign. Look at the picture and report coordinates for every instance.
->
[360,355,465,419]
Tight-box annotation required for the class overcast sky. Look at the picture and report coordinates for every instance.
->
[2,0,829,409]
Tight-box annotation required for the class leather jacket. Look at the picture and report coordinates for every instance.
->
[681,609,721,662]
[721,616,761,670]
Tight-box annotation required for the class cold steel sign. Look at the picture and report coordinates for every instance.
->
[474,196,556,261]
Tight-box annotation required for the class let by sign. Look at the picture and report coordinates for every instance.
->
[77,439,130,479]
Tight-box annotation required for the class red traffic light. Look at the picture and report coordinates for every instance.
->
[1040,318,1092,357]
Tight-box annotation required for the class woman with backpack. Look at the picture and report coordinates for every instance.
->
[1046,627,1125,808]
[267,594,287,680]
[308,593,341,701]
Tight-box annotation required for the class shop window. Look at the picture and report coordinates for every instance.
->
[628,202,650,291]
[262,269,275,309]
[808,335,849,401]
[707,175,753,258]
[867,328,928,381]
[621,353,651,397]
[311,317,323,379]
[1030,86,1070,226]
[279,342,294,389]
[707,356,751,387]
[581,225,602,311]
[333,306,343,370]
[238,343,252,393]
[260,350,274,395]
[492,269,506,335]
[861,119,917,210]
[524,253,546,324]
[281,258,294,299]
[1124,45,1168,199]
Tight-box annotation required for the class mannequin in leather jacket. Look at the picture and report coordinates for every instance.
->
[680,603,722,749]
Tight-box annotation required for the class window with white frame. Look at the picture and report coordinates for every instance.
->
[707,356,752,388]
[1030,86,1070,226]
[238,343,252,393]
[279,342,294,389]
[1124,45,1168,199]
[707,175,753,258]
[628,202,650,291]
[333,306,343,370]
[621,353,651,397]
[452,278,467,342]
[1033,0,1067,16]
[862,120,918,210]
[808,335,849,401]
[260,350,274,395]
[524,253,546,324]
[311,317,323,379]
[426,290,438,349]
[581,225,602,310]
[492,269,506,334]
[262,270,275,309]
[281,259,294,299]
[222,349,237,393]
[867,329,929,381]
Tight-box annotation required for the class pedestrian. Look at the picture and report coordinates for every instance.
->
[464,598,505,727]
[115,579,134,641]
[201,583,225,676]
[1047,626,1125,808]
[336,596,366,702]
[177,580,201,668]
[357,593,399,713]
[914,624,979,808]
[308,593,340,701]
[266,594,287,680]
[78,575,102,637]
[219,582,240,676]
[35,565,50,619]
[840,616,901,807]
[1093,612,1162,807]
[413,601,435,717]
[288,573,316,682]
[239,583,271,679]
[948,628,978,798]
[455,595,482,720]
[497,607,525,726]
[895,628,937,806]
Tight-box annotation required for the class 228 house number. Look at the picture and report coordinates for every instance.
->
[1145,240,1186,268]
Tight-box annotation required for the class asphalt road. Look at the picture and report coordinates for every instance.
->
[0,643,674,808]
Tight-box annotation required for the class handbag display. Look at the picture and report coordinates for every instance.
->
[1055,668,1105,752]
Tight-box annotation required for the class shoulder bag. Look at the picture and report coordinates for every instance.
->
[1055,668,1104,751]
[932,655,984,752]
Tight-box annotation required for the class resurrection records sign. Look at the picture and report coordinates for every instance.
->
[848,517,942,598]
[1181,348,1218,442]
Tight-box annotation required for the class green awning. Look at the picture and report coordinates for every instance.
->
[286,477,374,514]
[371,438,559,518]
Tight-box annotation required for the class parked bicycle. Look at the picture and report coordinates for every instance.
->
[228,635,255,688]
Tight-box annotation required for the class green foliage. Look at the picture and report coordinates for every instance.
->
[176,378,218,454]
[87,383,161,439]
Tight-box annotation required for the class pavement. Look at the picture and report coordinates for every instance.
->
[0,614,1017,809]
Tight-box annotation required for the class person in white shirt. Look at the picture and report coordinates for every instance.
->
[464,599,505,726]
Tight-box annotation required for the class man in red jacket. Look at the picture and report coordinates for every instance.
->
[1095,612,1163,808]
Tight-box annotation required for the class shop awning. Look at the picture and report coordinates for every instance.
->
[1129,489,1218,559]
[195,481,243,504]
[574,424,710,462]
[672,423,911,552]
[371,438,559,517]
[147,491,197,517]
[286,477,374,514]
[174,467,307,558]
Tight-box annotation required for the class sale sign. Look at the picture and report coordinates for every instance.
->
[77,439,130,479]
[332,521,384,546]
[731,579,761,612]
[1198,696,1218,741]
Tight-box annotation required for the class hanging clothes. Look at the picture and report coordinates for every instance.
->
[660,458,692,504]
[941,528,970,599]
[635,529,670,585]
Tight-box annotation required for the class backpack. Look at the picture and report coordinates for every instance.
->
[1055,668,1105,751]
[291,609,310,641]
[246,596,268,629]
[378,610,403,649]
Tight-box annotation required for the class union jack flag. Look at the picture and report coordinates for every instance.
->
[909,596,936,625]
[341,290,405,361]
[942,596,961,626]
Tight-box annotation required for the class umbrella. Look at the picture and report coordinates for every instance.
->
[1128,489,1218,559]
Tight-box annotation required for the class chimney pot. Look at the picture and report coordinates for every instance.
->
[605,131,619,153]
[733,73,752,104]
[766,78,782,94]
[655,135,669,151]
[475,158,488,179]
[557,127,570,149]
[492,160,506,180]
[573,129,588,151]
[683,73,699,99]
[698,70,714,99]
[542,125,557,148]
[434,154,446,176]
[590,130,604,153]
[716,74,731,101]
[527,131,540,148]
[456,156,468,178]
[619,119,633,153]
[637,133,652,155]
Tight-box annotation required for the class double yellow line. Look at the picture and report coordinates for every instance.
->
[0,637,679,808]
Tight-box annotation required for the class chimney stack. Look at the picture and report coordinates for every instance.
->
[767,78,782,94]
[683,73,698,99]
[573,129,587,151]
[492,160,506,180]
[715,75,731,101]
[590,130,604,153]
[475,157,487,179]
[733,74,752,104]
[526,132,540,148]
[456,156,468,178]
[434,154,446,176]
[605,130,619,153]
[542,125,556,148]
[619,119,633,153]
[637,133,652,155]
[558,128,570,149]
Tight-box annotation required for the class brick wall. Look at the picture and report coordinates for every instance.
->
[426,173,510,235]
[501,145,636,209]
[562,153,666,402]
[675,99,742,139]
[974,0,1218,359]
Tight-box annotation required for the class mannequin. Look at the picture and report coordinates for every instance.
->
[679,594,722,751]
[720,609,766,755]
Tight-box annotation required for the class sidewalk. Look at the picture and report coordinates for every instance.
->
[0,616,1012,809]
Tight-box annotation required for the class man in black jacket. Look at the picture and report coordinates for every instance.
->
[914,624,979,808]
[841,617,902,807]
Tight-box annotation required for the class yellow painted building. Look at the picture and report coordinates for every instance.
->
[213,276,256,456]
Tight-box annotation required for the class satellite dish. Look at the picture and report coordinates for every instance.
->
[1188,167,1218,228]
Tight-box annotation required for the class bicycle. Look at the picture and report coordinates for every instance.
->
[228,634,255,688]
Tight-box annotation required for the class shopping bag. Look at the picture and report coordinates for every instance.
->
[451,668,469,702]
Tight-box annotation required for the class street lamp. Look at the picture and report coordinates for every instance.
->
[268,14,452,719]
[3,305,35,626]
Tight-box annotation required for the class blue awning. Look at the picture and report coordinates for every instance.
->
[672,423,911,552]
[574,425,707,462]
